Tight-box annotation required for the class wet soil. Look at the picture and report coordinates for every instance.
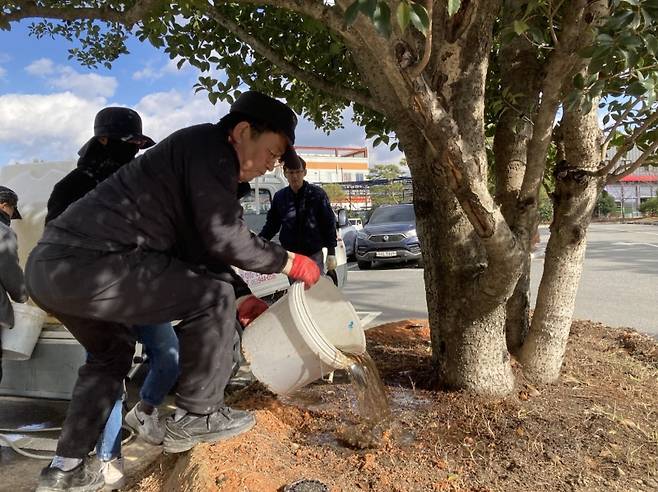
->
[129,319,658,492]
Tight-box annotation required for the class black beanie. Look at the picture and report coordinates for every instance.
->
[230,91,298,145]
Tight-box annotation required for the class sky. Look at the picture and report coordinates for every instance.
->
[0,21,402,168]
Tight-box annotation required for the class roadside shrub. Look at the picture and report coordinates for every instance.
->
[639,197,658,215]
[595,190,616,218]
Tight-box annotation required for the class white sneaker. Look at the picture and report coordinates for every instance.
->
[100,457,125,490]
[125,405,165,445]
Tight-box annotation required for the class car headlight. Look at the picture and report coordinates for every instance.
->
[406,229,417,238]
[357,231,368,239]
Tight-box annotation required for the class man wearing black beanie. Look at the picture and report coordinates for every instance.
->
[27,92,321,492]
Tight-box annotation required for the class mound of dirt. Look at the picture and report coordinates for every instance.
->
[129,320,658,492]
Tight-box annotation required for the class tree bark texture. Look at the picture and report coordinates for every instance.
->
[401,133,515,396]
[492,3,542,352]
[388,1,516,395]
[519,101,604,384]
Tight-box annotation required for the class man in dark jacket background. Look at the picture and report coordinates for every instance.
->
[0,186,28,383]
[26,91,321,492]
[260,156,337,273]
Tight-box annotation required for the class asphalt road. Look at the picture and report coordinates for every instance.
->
[345,223,658,336]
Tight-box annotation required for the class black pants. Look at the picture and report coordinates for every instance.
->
[26,244,237,458]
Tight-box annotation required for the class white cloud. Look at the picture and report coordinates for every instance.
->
[0,66,6,79]
[24,59,117,99]
[0,87,400,167]
[134,89,228,142]
[132,57,190,81]
[132,64,160,81]
[0,89,224,165]
[0,92,106,164]
[25,58,55,76]
[50,67,117,99]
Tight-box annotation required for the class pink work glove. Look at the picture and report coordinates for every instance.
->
[237,295,269,327]
[286,253,321,289]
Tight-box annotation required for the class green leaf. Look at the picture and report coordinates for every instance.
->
[573,73,585,90]
[513,20,529,35]
[410,2,430,35]
[596,33,614,47]
[344,1,361,25]
[447,0,461,17]
[362,0,378,18]
[645,34,658,56]
[397,1,411,32]
[627,80,646,96]
[373,2,391,37]
[527,25,545,44]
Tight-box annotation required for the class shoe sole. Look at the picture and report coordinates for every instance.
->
[36,476,104,492]
[163,416,256,454]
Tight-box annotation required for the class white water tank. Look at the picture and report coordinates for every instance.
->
[0,161,76,267]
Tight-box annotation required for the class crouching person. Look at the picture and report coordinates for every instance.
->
[26,91,320,492]
[0,186,28,383]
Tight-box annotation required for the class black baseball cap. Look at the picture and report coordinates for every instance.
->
[230,91,301,167]
[94,107,155,149]
[0,186,21,219]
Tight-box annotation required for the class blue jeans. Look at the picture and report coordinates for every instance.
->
[95,322,179,460]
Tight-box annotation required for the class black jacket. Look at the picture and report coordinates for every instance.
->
[260,181,337,256]
[45,139,124,224]
[41,123,288,281]
[0,210,27,331]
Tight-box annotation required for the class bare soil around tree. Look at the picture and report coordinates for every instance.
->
[129,319,658,492]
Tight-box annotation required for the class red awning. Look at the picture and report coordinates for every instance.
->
[619,175,657,182]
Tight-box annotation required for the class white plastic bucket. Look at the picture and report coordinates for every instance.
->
[242,276,366,395]
[1,303,47,360]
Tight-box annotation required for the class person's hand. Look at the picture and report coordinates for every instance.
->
[236,295,268,327]
[325,255,337,271]
[285,253,321,288]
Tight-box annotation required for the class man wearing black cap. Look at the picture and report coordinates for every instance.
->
[26,91,321,492]
[0,186,28,384]
[45,107,156,223]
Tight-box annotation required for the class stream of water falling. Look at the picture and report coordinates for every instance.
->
[339,351,392,448]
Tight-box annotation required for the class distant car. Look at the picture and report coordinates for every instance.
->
[355,204,421,270]
[348,217,363,230]
[335,211,357,259]
[339,223,357,259]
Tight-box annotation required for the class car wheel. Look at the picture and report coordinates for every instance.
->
[357,260,372,270]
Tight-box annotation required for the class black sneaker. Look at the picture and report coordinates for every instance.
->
[35,461,104,492]
[163,407,256,453]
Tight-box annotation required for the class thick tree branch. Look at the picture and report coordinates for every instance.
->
[209,9,381,113]
[515,0,589,235]
[607,139,658,184]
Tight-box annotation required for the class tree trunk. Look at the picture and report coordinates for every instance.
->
[492,16,542,353]
[401,133,515,396]
[519,100,604,383]
[493,36,540,353]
